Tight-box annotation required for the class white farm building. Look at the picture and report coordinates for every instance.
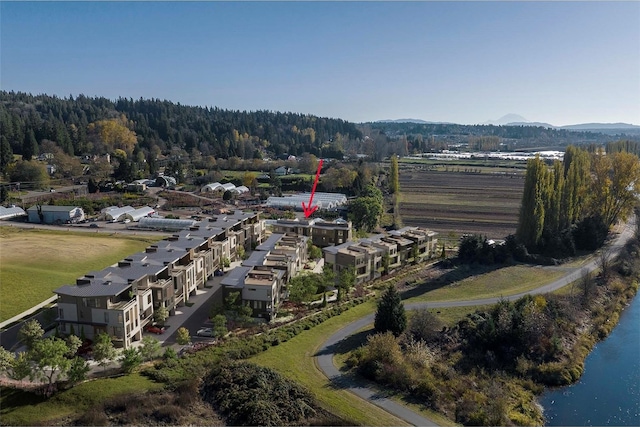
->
[201,182,250,194]
[266,192,348,211]
[103,206,135,222]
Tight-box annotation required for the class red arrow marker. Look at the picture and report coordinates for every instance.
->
[302,159,324,218]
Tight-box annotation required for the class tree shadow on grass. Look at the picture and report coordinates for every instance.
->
[401,263,506,301]
[314,329,372,358]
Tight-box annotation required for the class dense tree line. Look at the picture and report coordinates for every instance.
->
[0,91,361,167]
[516,146,640,257]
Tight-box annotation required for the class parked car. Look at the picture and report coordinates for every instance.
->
[196,327,214,337]
[144,324,165,334]
[89,223,99,228]
[214,269,224,277]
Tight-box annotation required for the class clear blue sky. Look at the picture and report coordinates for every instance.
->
[2,1,639,126]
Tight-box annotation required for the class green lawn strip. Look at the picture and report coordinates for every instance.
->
[0,229,161,321]
[250,300,411,426]
[404,265,565,303]
[0,373,163,426]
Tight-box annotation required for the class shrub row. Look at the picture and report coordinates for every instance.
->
[224,297,370,359]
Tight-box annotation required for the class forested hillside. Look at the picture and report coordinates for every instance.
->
[0,91,361,163]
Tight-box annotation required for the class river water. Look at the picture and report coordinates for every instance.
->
[539,292,640,426]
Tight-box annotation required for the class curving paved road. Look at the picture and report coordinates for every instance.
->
[315,216,636,426]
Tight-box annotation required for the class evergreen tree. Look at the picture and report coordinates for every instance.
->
[22,129,38,161]
[374,285,406,337]
[0,135,13,174]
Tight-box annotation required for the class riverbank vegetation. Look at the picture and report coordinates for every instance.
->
[345,217,640,425]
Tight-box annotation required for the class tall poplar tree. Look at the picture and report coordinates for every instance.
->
[389,154,399,194]
[561,146,591,228]
[516,155,550,249]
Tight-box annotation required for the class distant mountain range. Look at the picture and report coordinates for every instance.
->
[484,114,640,132]
[376,115,640,135]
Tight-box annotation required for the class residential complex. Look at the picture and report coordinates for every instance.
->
[323,227,438,284]
[53,210,264,348]
[271,217,352,247]
[50,211,436,349]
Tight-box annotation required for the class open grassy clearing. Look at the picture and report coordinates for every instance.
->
[250,300,411,426]
[0,373,163,426]
[0,227,162,322]
[404,265,565,303]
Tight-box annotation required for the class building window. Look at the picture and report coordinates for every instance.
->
[104,312,109,323]
[58,308,64,319]
[117,313,123,323]
[125,311,130,322]
[148,294,152,304]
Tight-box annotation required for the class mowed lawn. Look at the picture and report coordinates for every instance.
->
[0,227,161,322]
[404,265,566,303]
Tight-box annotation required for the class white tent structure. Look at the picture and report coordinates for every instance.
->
[122,206,155,222]
[105,206,135,221]
[201,182,224,192]
[232,185,250,194]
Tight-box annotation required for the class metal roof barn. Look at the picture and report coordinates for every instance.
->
[27,205,85,224]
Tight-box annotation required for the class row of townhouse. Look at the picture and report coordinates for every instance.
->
[53,211,265,349]
[270,217,352,247]
[323,227,439,285]
[220,232,309,320]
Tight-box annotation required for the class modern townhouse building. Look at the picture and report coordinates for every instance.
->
[221,232,309,319]
[322,227,438,285]
[271,218,352,247]
[53,211,265,349]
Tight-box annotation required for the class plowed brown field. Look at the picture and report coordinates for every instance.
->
[398,168,525,239]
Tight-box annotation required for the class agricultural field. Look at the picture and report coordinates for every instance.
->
[0,227,161,322]
[398,165,525,240]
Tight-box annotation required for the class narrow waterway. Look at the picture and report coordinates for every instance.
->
[539,292,640,426]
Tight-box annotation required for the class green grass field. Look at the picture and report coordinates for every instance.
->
[0,373,163,426]
[0,227,162,322]
[404,265,565,303]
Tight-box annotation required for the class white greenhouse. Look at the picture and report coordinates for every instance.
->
[0,206,27,220]
[122,206,155,222]
[105,206,135,222]
[266,192,348,211]
[137,217,197,231]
